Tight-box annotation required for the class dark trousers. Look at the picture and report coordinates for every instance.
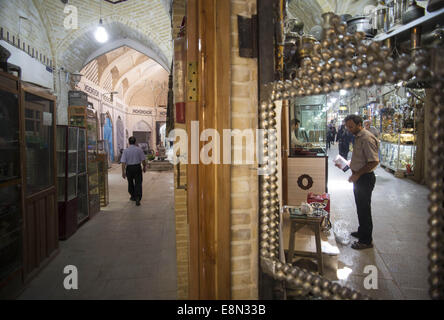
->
[353,172,376,244]
[126,164,143,200]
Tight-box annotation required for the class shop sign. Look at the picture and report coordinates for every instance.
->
[84,84,100,98]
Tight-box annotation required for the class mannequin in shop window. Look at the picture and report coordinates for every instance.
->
[290,118,311,149]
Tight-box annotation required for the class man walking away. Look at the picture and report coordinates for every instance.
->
[336,120,354,160]
[344,115,379,250]
[121,136,147,206]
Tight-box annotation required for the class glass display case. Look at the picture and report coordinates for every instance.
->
[87,109,100,217]
[0,71,23,297]
[380,101,417,174]
[68,105,87,127]
[87,109,98,157]
[24,92,55,195]
[0,88,20,183]
[56,125,80,239]
[380,141,416,173]
[68,103,100,219]
[289,95,327,157]
[77,128,88,224]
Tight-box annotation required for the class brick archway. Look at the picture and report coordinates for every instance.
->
[57,21,170,74]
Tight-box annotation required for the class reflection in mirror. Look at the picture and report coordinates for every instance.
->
[259,5,442,299]
[289,95,327,156]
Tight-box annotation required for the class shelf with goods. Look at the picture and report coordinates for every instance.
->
[374,7,444,43]
[86,108,100,218]
[68,91,100,221]
[380,140,416,173]
[379,89,417,175]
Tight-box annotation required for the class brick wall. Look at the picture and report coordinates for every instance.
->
[0,0,53,66]
[230,0,259,300]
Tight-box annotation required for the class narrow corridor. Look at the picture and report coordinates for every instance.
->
[19,166,176,300]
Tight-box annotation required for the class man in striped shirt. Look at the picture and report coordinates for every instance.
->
[121,136,147,206]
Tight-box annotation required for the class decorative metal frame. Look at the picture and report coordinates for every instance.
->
[258,12,444,300]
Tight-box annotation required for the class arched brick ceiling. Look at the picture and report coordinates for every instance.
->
[124,64,167,106]
[98,47,148,87]
[32,0,172,71]
[113,59,157,92]
[81,46,168,106]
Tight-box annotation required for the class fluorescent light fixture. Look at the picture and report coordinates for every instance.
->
[95,19,108,43]
[340,89,347,96]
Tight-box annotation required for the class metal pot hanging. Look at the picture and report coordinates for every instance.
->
[346,15,376,38]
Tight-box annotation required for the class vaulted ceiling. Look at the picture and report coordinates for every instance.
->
[32,0,172,72]
[81,46,168,107]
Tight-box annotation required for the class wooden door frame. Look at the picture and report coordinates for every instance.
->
[186,0,231,299]
[20,84,58,280]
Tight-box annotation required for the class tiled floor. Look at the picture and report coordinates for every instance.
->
[18,167,177,300]
[325,144,430,300]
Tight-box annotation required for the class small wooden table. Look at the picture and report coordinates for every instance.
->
[286,215,324,275]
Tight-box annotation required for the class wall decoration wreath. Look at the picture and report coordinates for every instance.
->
[297,174,313,190]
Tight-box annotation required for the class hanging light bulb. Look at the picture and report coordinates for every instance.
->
[95,19,108,43]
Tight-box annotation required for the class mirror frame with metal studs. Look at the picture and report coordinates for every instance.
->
[258,12,444,300]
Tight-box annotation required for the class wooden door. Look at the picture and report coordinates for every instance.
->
[21,85,59,281]
[186,0,231,299]
[24,190,58,279]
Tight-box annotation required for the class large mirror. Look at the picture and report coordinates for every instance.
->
[259,7,444,299]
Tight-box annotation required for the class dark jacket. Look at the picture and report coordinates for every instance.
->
[336,125,354,148]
